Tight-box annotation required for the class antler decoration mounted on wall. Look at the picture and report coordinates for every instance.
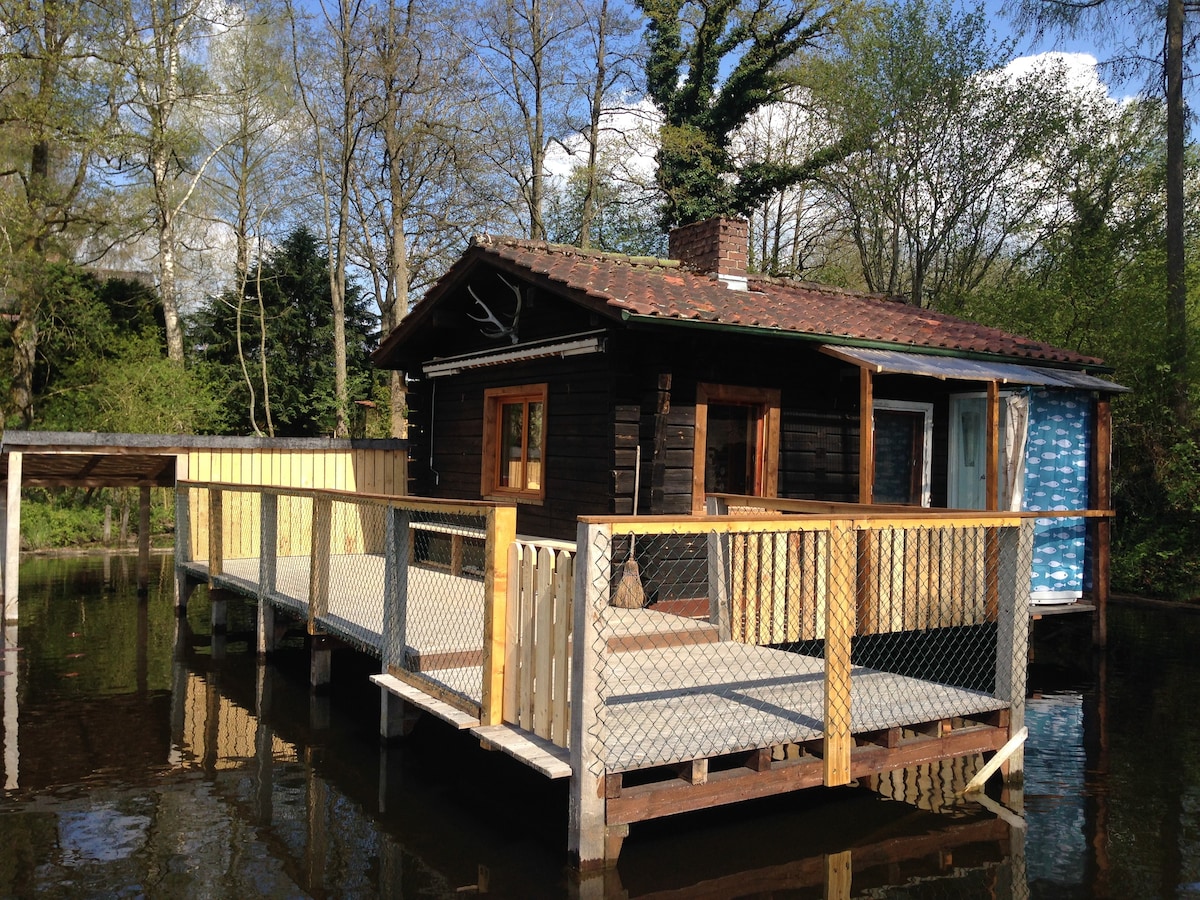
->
[467,275,522,344]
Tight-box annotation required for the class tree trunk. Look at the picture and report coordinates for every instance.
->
[1164,0,1188,417]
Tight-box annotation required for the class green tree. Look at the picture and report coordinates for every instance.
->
[0,0,121,425]
[190,227,380,437]
[1009,0,1196,416]
[25,263,219,433]
[810,0,1080,308]
[638,0,855,228]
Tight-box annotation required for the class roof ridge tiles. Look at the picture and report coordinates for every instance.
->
[473,233,680,269]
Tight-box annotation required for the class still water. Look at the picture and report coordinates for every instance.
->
[0,554,1197,898]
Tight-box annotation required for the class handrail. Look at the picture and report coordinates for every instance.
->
[707,492,1115,519]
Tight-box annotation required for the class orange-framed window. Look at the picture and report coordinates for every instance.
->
[692,383,781,513]
[482,384,547,502]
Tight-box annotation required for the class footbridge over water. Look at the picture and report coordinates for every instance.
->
[0,431,407,623]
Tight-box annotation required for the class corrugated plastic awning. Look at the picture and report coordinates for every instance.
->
[822,345,1130,393]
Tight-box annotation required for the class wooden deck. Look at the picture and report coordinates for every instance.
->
[182,553,1007,777]
[176,483,1032,868]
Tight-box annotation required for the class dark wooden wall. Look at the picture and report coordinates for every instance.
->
[405,351,623,541]
[398,262,991,542]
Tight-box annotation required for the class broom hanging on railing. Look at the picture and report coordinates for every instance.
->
[612,445,645,608]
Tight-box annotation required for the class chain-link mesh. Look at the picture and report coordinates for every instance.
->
[577,517,1034,779]
[385,507,490,711]
[179,483,498,716]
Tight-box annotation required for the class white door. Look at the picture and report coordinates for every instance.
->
[948,394,1010,509]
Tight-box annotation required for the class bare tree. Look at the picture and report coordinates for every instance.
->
[0,0,120,423]
[287,0,368,437]
[113,0,235,363]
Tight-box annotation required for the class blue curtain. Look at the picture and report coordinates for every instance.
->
[1022,389,1091,601]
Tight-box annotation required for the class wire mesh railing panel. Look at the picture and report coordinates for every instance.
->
[211,487,264,595]
[584,524,832,773]
[386,507,491,711]
[312,498,388,653]
[575,516,1033,781]
[272,495,314,614]
[849,523,1030,734]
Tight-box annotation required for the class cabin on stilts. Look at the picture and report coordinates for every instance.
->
[359,216,1125,866]
[373,216,1126,626]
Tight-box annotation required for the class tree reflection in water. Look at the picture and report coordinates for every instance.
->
[2,555,1196,897]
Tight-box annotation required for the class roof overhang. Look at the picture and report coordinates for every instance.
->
[420,330,607,379]
[822,345,1130,393]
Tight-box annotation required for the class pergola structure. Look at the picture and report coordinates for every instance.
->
[0,431,408,623]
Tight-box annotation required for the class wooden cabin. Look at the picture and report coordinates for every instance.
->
[373,217,1125,614]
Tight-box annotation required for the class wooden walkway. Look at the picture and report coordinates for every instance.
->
[180,553,1008,779]
[176,484,1032,868]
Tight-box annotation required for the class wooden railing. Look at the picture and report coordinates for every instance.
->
[570,511,1033,794]
[503,540,575,747]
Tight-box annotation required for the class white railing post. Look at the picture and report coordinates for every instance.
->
[569,520,613,868]
[257,491,278,657]
[995,520,1034,781]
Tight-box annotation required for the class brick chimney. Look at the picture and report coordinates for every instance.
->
[668,217,750,291]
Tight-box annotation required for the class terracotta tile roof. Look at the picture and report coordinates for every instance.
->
[468,236,1103,367]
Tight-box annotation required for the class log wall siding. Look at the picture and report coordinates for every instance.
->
[407,354,620,541]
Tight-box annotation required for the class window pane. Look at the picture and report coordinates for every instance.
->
[873,410,922,504]
[499,402,524,488]
[705,403,758,495]
[525,401,543,490]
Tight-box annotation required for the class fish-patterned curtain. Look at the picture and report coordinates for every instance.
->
[1022,389,1091,603]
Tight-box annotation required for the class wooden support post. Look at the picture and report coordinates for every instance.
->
[260,493,278,597]
[257,597,276,657]
[824,520,855,787]
[257,492,278,657]
[207,488,224,581]
[308,497,332,633]
[995,521,1034,782]
[985,381,1000,511]
[570,521,614,869]
[481,504,517,726]
[380,504,415,741]
[137,485,151,594]
[310,633,332,689]
[705,497,732,641]
[858,370,874,504]
[382,506,411,673]
[1091,398,1113,648]
[3,451,21,623]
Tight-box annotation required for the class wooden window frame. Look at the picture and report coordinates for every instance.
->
[482,383,548,503]
[692,383,781,514]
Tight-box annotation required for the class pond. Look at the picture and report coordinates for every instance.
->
[0,553,1197,898]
